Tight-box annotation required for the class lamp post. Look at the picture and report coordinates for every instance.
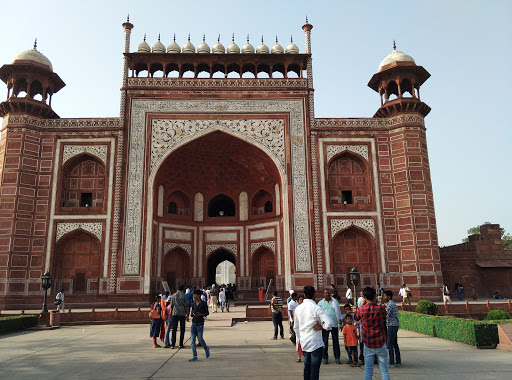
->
[349,267,359,307]
[41,272,52,313]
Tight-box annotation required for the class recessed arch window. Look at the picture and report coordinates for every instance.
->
[166,190,191,216]
[208,194,236,217]
[168,202,177,214]
[251,189,273,216]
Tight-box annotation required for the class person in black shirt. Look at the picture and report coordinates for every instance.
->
[189,289,210,361]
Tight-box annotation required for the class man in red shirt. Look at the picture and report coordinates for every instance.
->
[355,286,390,380]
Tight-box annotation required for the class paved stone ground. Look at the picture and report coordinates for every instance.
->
[1,307,511,379]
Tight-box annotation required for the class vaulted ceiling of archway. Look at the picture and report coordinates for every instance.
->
[155,131,281,200]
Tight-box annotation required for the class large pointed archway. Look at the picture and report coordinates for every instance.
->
[207,249,236,286]
[150,130,285,294]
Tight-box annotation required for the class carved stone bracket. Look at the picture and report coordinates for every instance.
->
[55,222,103,242]
[326,144,369,163]
[62,145,108,166]
[164,242,192,256]
[330,219,375,238]
[250,241,276,255]
[205,244,238,257]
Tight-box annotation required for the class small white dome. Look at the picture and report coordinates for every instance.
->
[378,46,416,71]
[197,35,210,53]
[271,37,284,54]
[256,37,269,54]
[227,35,240,54]
[137,35,151,53]
[152,35,165,53]
[167,35,181,53]
[212,36,225,54]
[285,37,299,54]
[182,35,195,53]
[242,36,255,54]
[12,42,53,71]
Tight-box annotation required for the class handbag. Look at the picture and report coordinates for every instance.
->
[290,331,296,345]
[407,292,412,298]
[149,309,161,319]
[54,300,62,305]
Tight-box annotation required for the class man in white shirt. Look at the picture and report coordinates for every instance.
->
[318,288,343,364]
[346,286,353,305]
[294,286,332,380]
[287,292,299,334]
[219,288,226,312]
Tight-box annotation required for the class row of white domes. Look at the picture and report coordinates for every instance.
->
[137,35,300,54]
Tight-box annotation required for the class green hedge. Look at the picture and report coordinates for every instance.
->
[398,311,512,347]
[0,315,38,334]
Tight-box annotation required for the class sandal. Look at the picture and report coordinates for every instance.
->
[296,358,301,363]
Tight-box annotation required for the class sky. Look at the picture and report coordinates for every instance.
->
[0,0,510,246]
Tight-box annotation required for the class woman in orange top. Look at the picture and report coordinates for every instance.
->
[258,286,264,302]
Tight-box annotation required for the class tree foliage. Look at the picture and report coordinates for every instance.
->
[462,222,512,249]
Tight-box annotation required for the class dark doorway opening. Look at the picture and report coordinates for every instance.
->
[341,190,353,204]
[207,249,236,286]
[81,192,92,207]
[208,194,236,217]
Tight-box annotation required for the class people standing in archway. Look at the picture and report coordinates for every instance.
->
[270,291,284,339]
[210,285,218,313]
[318,288,343,364]
[189,289,210,361]
[149,296,163,348]
[258,285,264,302]
[346,286,353,306]
[219,287,226,312]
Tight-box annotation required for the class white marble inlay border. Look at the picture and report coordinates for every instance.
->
[124,99,310,279]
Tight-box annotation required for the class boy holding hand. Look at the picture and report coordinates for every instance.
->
[342,315,360,366]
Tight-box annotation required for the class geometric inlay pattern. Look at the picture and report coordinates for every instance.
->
[123,99,311,275]
[55,222,103,242]
[326,144,368,163]
[330,219,375,238]
[62,145,108,166]
[250,240,276,255]
[151,119,285,172]
[205,244,238,257]
[164,242,192,256]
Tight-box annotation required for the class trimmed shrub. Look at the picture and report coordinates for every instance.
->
[486,310,511,320]
[415,299,438,315]
[0,315,38,334]
[398,311,512,347]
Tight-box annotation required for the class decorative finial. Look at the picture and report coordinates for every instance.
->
[188,33,190,41]
[158,33,161,42]
[33,38,37,50]
[291,35,293,43]
[276,36,278,43]
[247,34,250,43]
[232,33,235,42]
[173,33,176,42]
[261,35,264,43]
[203,34,206,42]
[393,39,396,50]
[127,14,130,22]
[306,15,309,23]
[143,34,146,42]
[218,34,221,43]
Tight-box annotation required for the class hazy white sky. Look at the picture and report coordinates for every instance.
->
[1,0,511,246]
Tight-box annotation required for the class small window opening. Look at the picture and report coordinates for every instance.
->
[341,191,353,205]
[168,202,178,214]
[80,193,92,207]
[264,201,273,213]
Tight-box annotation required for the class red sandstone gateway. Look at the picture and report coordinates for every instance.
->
[0,18,442,309]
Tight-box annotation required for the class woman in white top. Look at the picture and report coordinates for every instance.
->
[399,284,411,305]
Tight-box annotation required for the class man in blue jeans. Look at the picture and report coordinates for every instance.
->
[293,285,332,380]
[355,286,390,380]
[383,290,401,367]
[189,289,210,361]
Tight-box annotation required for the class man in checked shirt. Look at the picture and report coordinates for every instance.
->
[355,286,391,380]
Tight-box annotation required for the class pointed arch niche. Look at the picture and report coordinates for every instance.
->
[53,229,103,294]
[326,148,373,210]
[59,152,107,212]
